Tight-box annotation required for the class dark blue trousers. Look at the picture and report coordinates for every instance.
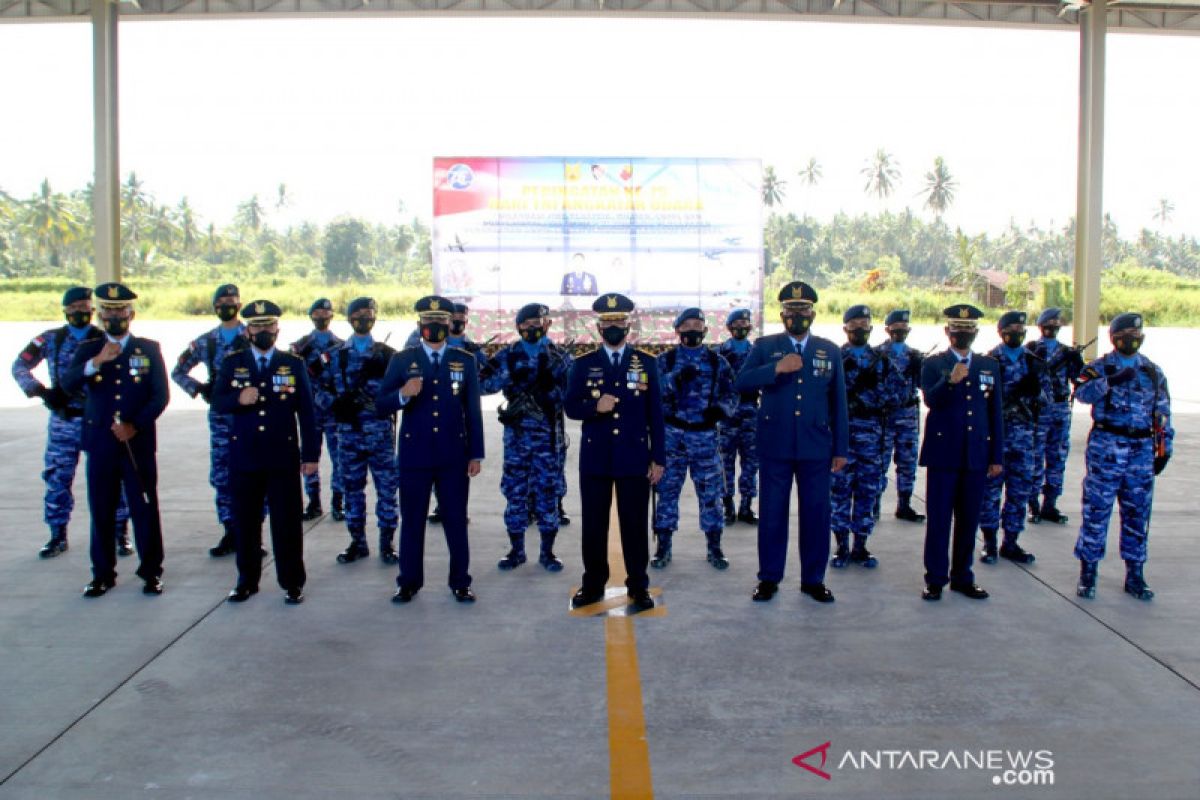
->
[757,457,832,585]
[86,444,163,583]
[923,467,984,587]
[398,463,471,591]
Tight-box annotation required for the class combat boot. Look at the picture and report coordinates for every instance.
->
[209,523,237,558]
[498,534,527,570]
[737,502,758,525]
[1027,498,1042,524]
[830,532,850,569]
[722,496,736,526]
[999,533,1036,564]
[39,525,68,559]
[303,496,323,521]
[1124,561,1155,601]
[1077,561,1098,599]
[336,530,369,564]
[980,528,999,564]
[378,529,398,564]
[1039,499,1069,525]
[538,533,563,572]
[705,531,729,570]
[848,533,878,568]
[116,522,134,557]
[650,530,672,569]
[895,492,925,523]
[330,491,345,522]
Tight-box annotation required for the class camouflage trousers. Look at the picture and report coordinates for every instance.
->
[1074,430,1155,563]
[303,409,343,501]
[981,420,1036,535]
[654,426,725,535]
[719,405,758,508]
[43,414,129,528]
[879,404,920,498]
[831,417,885,538]
[1031,400,1072,503]
[501,424,561,536]
[337,419,399,536]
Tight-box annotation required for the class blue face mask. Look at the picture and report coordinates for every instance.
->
[1003,344,1024,360]
[519,337,545,358]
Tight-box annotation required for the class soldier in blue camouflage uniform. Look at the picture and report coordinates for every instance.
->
[12,287,131,558]
[480,303,573,571]
[1025,307,1084,526]
[1073,313,1172,601]
[979,311,1045,566]
[653,308,738,570]
[290,298,345,521]
[877,309,926,523]
[830,305,893,570]
[717,308,759,526]
[320,297,399,564]
[171,283,247,556]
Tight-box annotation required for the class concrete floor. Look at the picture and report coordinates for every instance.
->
[0,404,1197,799]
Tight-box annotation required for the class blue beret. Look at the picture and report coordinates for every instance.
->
[943,303,983,321]
[452,302,469,315]
[592,293,635,315]
[885,309,910,326]
[516,303,549,325]
[62,286,92,306]
[414,295,453,314]
[673,307,704,328]
[1109,313,1143,334]
[842,304,871,323]
[1037,308,1063,326]
[241,299,282,322]
[94,282,137,305]
[778,281,818,304]
[347,297,377,317]
[726,308,751,325]
[212,283,239,305]
[997,311,1027,329]
[309,298,333,315]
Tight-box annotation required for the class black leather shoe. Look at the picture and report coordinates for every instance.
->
[227,586,258,603]
[379,547,399,565]
[208,540,234,558]
[392,586,418,603]
[571,588,604,608]
[117,530,134,557]
[627,590,654,611]
[751,581,778,602]
[83,577,115,597]
[922,584,943,601]
[800,583,835,603]
[452,587,477,603]
[142,577,163,595]
[737,508,759,525]
[427,506,443,524]
[950,582,989,600]
[302,499,323,521]
[40,538,68,559]
[284,588,304,604]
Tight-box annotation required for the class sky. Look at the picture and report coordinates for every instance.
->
[1,16,1198,238]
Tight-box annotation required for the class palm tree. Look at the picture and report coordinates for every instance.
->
[762,166,787,208]
[861,149,901,201]
[235,195,266,237]
[177,197,199,255]
[797,158,822,188]
[1152,198,1174,226]
[21,179,81,268]
[921,157,957,219]
[276,183,291,212]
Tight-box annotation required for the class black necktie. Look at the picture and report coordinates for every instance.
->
[258,356,268,374]
[431,351,440,372]
[611,351,620,369]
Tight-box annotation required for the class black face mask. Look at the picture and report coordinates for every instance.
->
[251,330,277,351]
[679,330,705,348]
[889,329,909,344]
[601,325,627,347]
[949,331,976,350]
[784,313,813,336]
[422,322,449,343]
[351,318,375,335]
[520,327,544,344]
[730,327,751,340]
[847,329,870,347]
[312,317,331,332]
[1114,335,1142,356]
[450,320,467,336]
[1002,332,1026,348]
[65,311,92,329]
[1041,326,1059,340]
[103,317,129,337]
[216,305,239,322]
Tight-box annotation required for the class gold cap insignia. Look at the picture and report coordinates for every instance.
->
[791,285,802,299]
[606,295,618,309]
[430,299,440,311]
[107,286,119,299]
[255,302,265,315]
[959,308,970,319]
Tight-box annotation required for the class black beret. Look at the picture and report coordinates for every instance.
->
[673,307,704,328]
[212,284,239,305]
[347,297,377,317]
[309,298,333,315]
[998,310,1028,329]
[1109,313,1143,334]
[516,303,549,325]
[62,286,92,306]
[885,309,910,326]
[842,304,871,323]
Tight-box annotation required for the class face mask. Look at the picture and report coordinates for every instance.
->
[312,317,331,332]
[679,330,705,348]
[520,327,544,344]
[216,305,239,322]
[889,329,909,344]
[450,320,467,336]
[601,325,627,347]
[784,313,812,336]
[351,318,375,335]
[847,329,870,347]
[730,327,751,340]
[251,330,277,351]
[1041,326,1059,340]
[422,322,448,343]
[66,311,92,328]
[103,317,129,337]
[1002,332,1026,348]
[949,331,976,350]
[1114,335,1142,356]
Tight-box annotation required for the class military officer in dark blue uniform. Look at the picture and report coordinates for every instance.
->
[735,282,848,604]
[62,283,169,598]
[378,295,485,604]
[918,304,1003,601]
[564,293,665,611]
[214,300,319,605]
[290,298,345,521]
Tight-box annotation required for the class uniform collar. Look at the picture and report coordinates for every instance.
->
[421,341,447,362]
[603,344,626,363]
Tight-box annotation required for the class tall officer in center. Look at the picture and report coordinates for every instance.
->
[1025,307,1084,525]
[378,295,484,604]
[716,308,760,526]
[290,298,345,521]
[171,283,246,557]
[877,309,926,523]
[735,282,848,604]
[918,304,1002,601]
[564,293,665,611]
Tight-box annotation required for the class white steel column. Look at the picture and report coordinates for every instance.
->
[1073,0,1106,357]
[92,0,120,284]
